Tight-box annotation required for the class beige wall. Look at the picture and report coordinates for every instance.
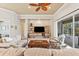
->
[20,15,53,39]
[29,19,52,37]
[29,19,51,26]
[20,19,25,39]
[20,19,53,38]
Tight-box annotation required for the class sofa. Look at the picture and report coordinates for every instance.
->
[24,48,51,56]
[65,34,78,47]
[24,48,79,56]
[0,48,79,56]
[51,49,79,56]
[0,48,51,56]
[0,47,25,56]
[0,38,27,48]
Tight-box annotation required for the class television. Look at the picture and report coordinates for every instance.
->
[34,26,45,32]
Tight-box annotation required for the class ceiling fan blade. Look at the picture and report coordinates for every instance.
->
[39,3,51,6]
[41,6,47,11]
[29,4,39,6]
[36,7,40,11]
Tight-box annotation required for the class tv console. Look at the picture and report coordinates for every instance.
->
[28,26,50,38]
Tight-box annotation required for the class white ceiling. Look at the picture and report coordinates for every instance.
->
[0,3,64,15]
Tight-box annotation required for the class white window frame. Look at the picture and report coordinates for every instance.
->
[55,10,79,48]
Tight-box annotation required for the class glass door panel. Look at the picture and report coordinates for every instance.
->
[58,17,73,47]
[63,17,73,47]
[75,14,79,48]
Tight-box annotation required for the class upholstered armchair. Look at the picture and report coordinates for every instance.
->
[49,37,60,49]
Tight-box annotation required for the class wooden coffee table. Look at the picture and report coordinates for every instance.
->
[28,40,49,48]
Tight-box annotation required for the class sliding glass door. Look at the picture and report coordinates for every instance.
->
[58,17,73,47]
[74,14,79,48]
[63,17,73,36]
[63,17,73,47]
[57,13,79,48]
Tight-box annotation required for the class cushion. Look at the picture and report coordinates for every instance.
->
[24,48,51,56]
[0,38,7,43]
[0,38,3,43]
[0,43,10,48]
[2,37,13,43]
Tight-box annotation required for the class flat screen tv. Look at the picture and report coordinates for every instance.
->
[34,26,45,32]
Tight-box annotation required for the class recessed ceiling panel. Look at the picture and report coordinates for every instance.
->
[0,3,64,15]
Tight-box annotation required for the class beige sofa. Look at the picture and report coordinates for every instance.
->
[24,48,79,56]
[51,49,79,56]
[0,48,79,56]
[24,48,51,56]
[0,40,27,48]
[0,48,25,56]
[0,48,51,56]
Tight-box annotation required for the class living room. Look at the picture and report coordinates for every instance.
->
[0,3,79,56]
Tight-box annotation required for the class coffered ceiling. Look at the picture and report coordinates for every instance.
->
[0,3,64,15]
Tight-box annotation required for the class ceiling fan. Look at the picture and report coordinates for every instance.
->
[29,3,51,12]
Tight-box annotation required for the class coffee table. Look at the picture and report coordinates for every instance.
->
[28,40,49,48]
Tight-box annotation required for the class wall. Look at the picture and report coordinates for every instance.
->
[20,15,54,38]
[53,3,79,37]
[20,19,25,39]
[29,19,51,26]
[0,8,20,41]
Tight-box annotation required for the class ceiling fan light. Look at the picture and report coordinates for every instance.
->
[29,3,51,12]
[41,6,47,11]
[36,7,40,11]
[48,6,51,9]
[28,6,31,8]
